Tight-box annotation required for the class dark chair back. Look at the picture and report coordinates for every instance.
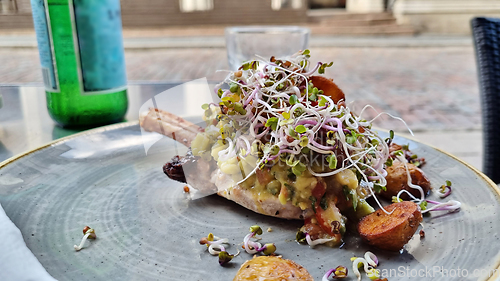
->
[471,17,500,183]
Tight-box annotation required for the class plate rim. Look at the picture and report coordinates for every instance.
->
[1,121,499,280]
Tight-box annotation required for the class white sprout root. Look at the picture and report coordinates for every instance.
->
[352,257,370,281]
[393,154,461,214]
[74,233,91,251]
[422,200,461,214]
[243,233,262,254]
[305,233,335,248]
[352,251,379,281]
[207,238,230,255]
[364,251,378,267]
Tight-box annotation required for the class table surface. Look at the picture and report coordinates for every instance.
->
[0,82,206,163]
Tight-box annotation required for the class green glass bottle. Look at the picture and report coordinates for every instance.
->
[31,0,128,127]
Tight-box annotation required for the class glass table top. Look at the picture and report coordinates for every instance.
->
[0,82,214,162]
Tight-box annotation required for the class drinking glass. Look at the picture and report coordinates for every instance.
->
[225,26,310,70]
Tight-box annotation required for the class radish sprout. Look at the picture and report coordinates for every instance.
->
[73,226,96,251]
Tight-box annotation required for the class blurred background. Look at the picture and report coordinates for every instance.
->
[0,0,496,169]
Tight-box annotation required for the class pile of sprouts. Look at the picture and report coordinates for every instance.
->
[208,50,395,202]
[204,49,461,217]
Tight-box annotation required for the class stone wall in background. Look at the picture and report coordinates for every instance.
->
[393,0,500,34]
[0,0,309,29]
[120,0,308,27]
[346,0,385,13]
[14,0,29,13]
[3,0,499,34]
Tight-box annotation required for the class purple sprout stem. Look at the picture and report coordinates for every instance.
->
[440,186,452,198]
[244,87,260,106]
[243,232,256,252]
[322,268,336,281]
[267,147,300,162]
[221,90,231,99]
[322,124,342,132]
[302,62,322,77]
[279,148,300,154]
[296,120,318,126]
[309,139,335,151]
[267,155,279,162]
[430,206,455,211]
[323,118,349,133]
[255,245,267,252]
[256,127,270,139]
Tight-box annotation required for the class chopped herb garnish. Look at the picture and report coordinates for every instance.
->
[420,200,428,210]
[385,130,395,145]
[310,196,317,212]
[265,117,279,131]
[327,154,337,169]
[285,183,296,199]
[299,135,309,147]
[346,135,357,144]
[296,231,307,243]
[318,96,328,107]
[218,251,234,266]
[261,243,277,255]
[320,195,328,210]
[308,87,319,101]
[295,125,307,134]
[229,83,239,93]
[291,162,306,176]
[318,62,334,74]
[392,196,403,203]
[439,180,453,198]
[249,225,263,235]
[373,184,386,193]
[393,150,404,157]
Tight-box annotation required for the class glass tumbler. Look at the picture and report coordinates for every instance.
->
[225,26,310,70]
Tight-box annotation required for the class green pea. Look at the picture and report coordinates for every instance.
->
[266,180,281,195]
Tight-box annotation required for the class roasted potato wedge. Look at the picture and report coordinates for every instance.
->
[233,256,314,281]
[310,75,345,103]
[358,201,422,251]
[382,161,431,200]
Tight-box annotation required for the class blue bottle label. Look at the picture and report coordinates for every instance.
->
[31,0,58,92]
[72,0,127,94]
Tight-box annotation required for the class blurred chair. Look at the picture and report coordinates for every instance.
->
[471,17,500,184]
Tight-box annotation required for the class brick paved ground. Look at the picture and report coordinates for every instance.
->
[0,46,480,133]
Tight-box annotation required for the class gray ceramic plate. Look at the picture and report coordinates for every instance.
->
[1,122,500,281]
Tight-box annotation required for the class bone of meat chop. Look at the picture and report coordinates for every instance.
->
[139,108,203,147]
